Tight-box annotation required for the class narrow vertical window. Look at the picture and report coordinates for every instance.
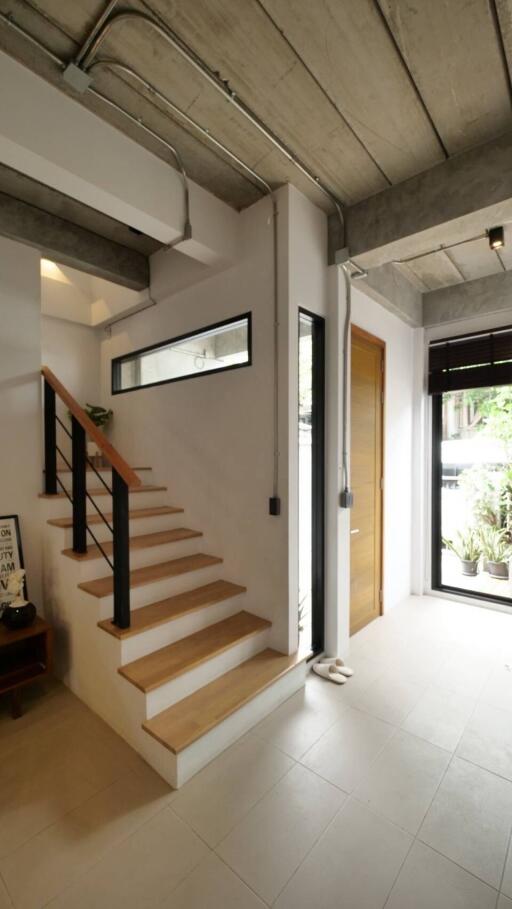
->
[298,310,325,655]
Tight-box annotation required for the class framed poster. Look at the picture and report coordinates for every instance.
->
[0,515,25,608]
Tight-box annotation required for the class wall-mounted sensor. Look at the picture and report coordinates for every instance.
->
[488,226,505,250]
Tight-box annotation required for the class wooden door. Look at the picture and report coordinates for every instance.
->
[350,325,384,635]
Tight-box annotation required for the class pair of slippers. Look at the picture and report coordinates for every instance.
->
[313,657,354,685]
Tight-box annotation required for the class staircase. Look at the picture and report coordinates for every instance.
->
[40,368,305,788]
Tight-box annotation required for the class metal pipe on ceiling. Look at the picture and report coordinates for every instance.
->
[80,9,346,230]
[74,0,119,67]
[0,12,191,248]
[88,59,273,197]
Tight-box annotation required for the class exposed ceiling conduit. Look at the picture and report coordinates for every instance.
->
[0,5,351,512]
[79,9,346,230]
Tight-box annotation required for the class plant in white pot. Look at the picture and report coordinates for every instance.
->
[85,404,113,466]
[443,529,481,577]
[479,525,511,579]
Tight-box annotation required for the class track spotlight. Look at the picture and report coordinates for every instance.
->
[488,226,505,250]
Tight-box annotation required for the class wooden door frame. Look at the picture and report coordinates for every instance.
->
[350,323,385,626]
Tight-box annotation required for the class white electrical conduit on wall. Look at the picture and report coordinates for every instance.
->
[0,7,352,507]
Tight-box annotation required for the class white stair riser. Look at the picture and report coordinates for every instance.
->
[144,628,270,718]
[41,490,169,519]
[96,563,225,618]
[67,537,205,582]
[55,512,187,547]
[140,659,307,789]
[119,594,247,664]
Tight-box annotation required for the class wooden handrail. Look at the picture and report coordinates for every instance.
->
[41,366,142,488]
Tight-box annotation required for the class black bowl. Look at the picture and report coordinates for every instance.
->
[2,602,36,630]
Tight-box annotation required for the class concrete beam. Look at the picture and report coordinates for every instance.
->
[0,51,240,266]
[344,130,512,269]
[0,192,149,290]
[356,262,423,327]
[423,269,512,328]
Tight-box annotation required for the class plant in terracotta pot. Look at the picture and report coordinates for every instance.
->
[85,404,113,467]
[443,529,481,577]
[479,526,511,579]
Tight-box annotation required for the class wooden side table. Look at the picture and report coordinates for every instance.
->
[0,617,53,718]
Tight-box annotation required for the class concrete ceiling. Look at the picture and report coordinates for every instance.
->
[1,0,512,217]
[397,226,512,293]
[2,0,512,299]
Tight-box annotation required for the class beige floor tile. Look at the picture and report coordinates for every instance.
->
[274,798,412,909]
[419,757,512,888]
[479,663,512,712]
[352,670,425,725]
[386,841,497,909]
[45,807,207,909]
[457,702,512,780]
[354,729,451,834]
[0,757,99,858]
[498,895,512,909]
[171,734,293,846]
[301,706,395,792]
[161,853,266,908]
[433,651,494,699]
[252,684,342,759]
[217,763,345,903]
[402,686,475,751]
[0,876,12,909]
[0,768,172,909]
[501,839,512,898]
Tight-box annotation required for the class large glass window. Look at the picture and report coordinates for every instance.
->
[433,384,512,604]
[112,314,251,394]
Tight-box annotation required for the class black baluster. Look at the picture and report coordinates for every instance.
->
[71,417,87,554]
[44,381,57,495]
[113,468,130,628]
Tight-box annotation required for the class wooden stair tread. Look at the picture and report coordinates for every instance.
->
[62,528,202,561]
[119,611,271,692]
[55,465,151,473]
[98,580,246,639]
[40,484,166,499]
[78,553,223,598]
[47,505,183,529]
[143,649,304,753]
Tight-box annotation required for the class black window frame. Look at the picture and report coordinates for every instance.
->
[111,312,252,395]
[298,307,325,657]
[431,390,512,608]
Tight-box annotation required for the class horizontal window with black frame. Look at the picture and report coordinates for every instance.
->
[430,325,512,607]
[112,313,252,394]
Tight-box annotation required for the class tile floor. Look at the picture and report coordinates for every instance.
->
[1,594,512,908]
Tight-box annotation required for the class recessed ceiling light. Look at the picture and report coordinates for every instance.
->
[488,226,505,250]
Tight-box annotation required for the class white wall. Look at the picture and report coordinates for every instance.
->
[41,317,101,406]
[100,191,291,651]
[351,286,416,611]
[285,186,329,652]
[0,237,42,608]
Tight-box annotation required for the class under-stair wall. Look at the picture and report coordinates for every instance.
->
[40,461,306,788]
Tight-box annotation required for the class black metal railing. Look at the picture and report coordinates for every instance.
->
[42,369,136,629]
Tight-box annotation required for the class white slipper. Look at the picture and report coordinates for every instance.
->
[320,657,354,678]
[313,663,347,684]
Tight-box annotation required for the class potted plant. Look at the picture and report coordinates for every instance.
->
[479,526,511,579]
[443,529,481,576]
[84,404,113,467]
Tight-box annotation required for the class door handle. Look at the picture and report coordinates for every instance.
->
[350,528,360,535]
